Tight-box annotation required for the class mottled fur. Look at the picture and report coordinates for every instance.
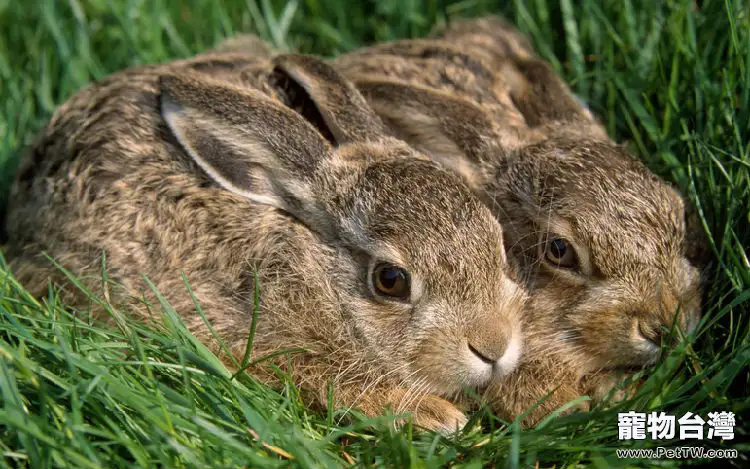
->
[328,16,711,424]
[4,51,528,433]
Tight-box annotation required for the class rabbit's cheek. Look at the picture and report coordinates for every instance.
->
[349,299,412,349]
[406,293,524,393]
[411,342,497,392]
[547,293,642,369]
[588,315,656,367]
[581,325,641,368]
[407,329,474,393]
[526,279,588,324]
[569,273,700,368]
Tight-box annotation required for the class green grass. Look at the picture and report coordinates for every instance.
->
[0,0,748,467]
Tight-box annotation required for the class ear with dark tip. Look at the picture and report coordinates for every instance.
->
[159,73,332,227]
[271,54,388,144]
[354,78,502,186]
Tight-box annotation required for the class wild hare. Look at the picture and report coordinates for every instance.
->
[331,16,713,424]
[3,50,529,434]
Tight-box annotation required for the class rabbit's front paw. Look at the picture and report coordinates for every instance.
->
[405,394,469,435]
[583,370,639,405]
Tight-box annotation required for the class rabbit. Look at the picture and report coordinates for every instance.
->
[325,17,712,425]
[3,49,530,434]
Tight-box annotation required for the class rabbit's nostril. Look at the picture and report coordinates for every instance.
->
[467,342,496,364]
[638,321,662,346]
[660,323,683,347]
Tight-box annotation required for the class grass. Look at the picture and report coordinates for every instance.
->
[0,0,748,467]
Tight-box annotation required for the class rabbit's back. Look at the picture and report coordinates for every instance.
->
[12,53,276,199]
[5,54,299,308]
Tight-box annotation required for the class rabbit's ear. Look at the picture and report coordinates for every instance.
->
[210,34,275,56]
[160,73,330,218]
[271,54,388,144]
[506,58,596,128]
[429,16,595,130]
[354,79,500,186]
[429,15,536,64]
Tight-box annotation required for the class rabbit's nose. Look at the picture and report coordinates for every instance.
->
[466,326,521,376]
[468,342,500,364]
[637,322,663,347]
[638,320,678,347]
[467,325,510,364]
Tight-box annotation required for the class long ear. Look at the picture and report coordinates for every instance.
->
[429,15,536,64]
[353,79,506,186]
[270,54,388,144]
[339,39,497,85]
[160,73,331,222]
[429,16,602,132]
[210,34,275,56]
[506,58,594,127]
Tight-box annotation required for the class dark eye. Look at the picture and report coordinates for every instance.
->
[544,236,578,269]
[372,263,411,300]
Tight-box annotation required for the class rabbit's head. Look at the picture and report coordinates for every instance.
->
[354,79,711,373]
[159,54,526,395]
[500,139,707,370]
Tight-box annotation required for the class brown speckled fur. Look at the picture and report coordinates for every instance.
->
[4,51,529,434]
[327,16,712,425]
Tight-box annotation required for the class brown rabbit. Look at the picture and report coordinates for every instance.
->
[3,51,528,434]
[327,17,712,425]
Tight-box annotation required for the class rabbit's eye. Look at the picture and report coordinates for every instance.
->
[544,236,578,269]
[372,263,411,300]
